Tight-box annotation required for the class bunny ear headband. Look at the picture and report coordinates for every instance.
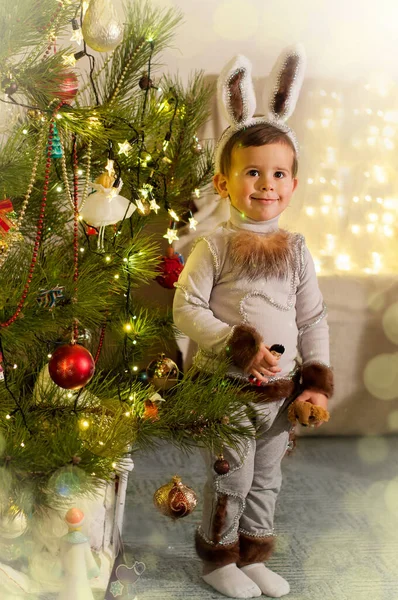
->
[215,44,306,173]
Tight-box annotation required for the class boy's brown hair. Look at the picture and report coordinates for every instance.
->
[218,122,298,178]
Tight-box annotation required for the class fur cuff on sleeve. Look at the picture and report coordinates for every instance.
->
[226,324,262,371]
[301,362,334,398]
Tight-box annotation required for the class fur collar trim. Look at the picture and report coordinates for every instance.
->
[228,229,294,280]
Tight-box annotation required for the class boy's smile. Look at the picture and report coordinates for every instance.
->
[214,143,298,222]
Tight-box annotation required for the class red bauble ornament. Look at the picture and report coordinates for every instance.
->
[49,71,79,102]
[214,455,230,475]
[48,344,95,390]
[155,246,184,289]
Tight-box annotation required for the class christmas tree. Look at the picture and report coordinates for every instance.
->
[0,0,254,593]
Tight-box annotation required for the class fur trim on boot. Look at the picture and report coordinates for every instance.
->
[301,362,334,398]
[227,324,262,371]
[238,533,275,567]
[228,230,295,281]
[195,530,240,567]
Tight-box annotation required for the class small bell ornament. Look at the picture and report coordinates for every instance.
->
[153,475,197,519]
[82,0,124,53]
[146,353,179,390]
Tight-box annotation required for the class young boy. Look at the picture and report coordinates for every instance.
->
[173,49,333,599]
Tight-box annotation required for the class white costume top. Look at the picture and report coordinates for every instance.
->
[173,206,329,384]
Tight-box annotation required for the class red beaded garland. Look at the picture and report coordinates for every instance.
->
[48,343,95,390]
[1,101,69,329]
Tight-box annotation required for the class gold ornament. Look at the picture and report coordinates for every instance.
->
[0,507,27,539]
[82,0,124,53]
[153,475,197,519]
[146,353,179,390]
[95,172,115,188]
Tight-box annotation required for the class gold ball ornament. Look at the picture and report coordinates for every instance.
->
[153,475,197,519]
[82,0,124,53]
[0,508,27,539]
[146,353,179,390]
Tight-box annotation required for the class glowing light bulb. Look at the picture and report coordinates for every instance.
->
[367,223,376,232]
[353,196,359,203]
[80,419,90,430]
[319,177,326,184]
[80,247,85,253]
[305,207,315,216]
[124,324,132,332]
[321,119,330,128]
[335,254,351,271]
[307,178,314,184]
[132,366,138,372]
[383,225,393,237]
[56,186,62,192]
[105,256,111,262]
[114,274,119,279]
[306,119,315,129]
[20,442,25,447]
[351,225,360,234]
[6,415,11,420]
[323,195,333,204]
[321,206,330,215]
[382,212,394,225]
[384,138,395,149]
[365,195,372,202]
[366,108,373,115]
[367,213,378,222]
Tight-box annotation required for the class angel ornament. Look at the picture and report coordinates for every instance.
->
[80,172,136,251]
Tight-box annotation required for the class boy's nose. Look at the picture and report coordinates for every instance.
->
[261,182,274,191]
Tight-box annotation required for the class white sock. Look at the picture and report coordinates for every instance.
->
[202,563,262,599]
[240,563,290,598]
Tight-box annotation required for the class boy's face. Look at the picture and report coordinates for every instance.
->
[214,142,298,222]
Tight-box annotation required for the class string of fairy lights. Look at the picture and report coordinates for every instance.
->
[286,80,398,275]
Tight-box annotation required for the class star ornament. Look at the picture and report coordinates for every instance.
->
[62,54,77,67]
[70,29,84,46]
[189,216,198,230]
[149,199,160,214]
[118,141,132,156]
[163,228,179,244]
[135,199,146,214]
[105,159,115,177]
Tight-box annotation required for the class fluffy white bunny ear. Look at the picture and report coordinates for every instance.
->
[266,44,306,123]
[217,55,256,126]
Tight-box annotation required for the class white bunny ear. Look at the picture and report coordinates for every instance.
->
[265,44,306,123]
[217,55,256,127]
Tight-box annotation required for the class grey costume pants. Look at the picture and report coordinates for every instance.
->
[195,396,294,567]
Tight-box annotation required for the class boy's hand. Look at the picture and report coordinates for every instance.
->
[248,342,282,383]
[294,390,328,427]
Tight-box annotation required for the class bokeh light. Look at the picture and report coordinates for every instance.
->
[382,302,398,345]
[356,436,389,464]
[213,0,259,40]
[363,353,398,400]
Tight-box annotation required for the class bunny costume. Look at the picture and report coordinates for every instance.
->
[173,46,333,569]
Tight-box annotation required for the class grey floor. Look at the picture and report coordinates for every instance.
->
[122,437,398,600]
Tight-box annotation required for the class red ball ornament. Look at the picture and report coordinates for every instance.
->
[155,246,184,289]
[48,344,95,390]
[49,71,79,102]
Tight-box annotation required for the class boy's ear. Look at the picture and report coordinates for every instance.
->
[213,173,229,198]
[292,177,298,193]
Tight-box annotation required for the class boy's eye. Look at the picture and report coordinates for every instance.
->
[247,169,259,176]
[274,171,285,179]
